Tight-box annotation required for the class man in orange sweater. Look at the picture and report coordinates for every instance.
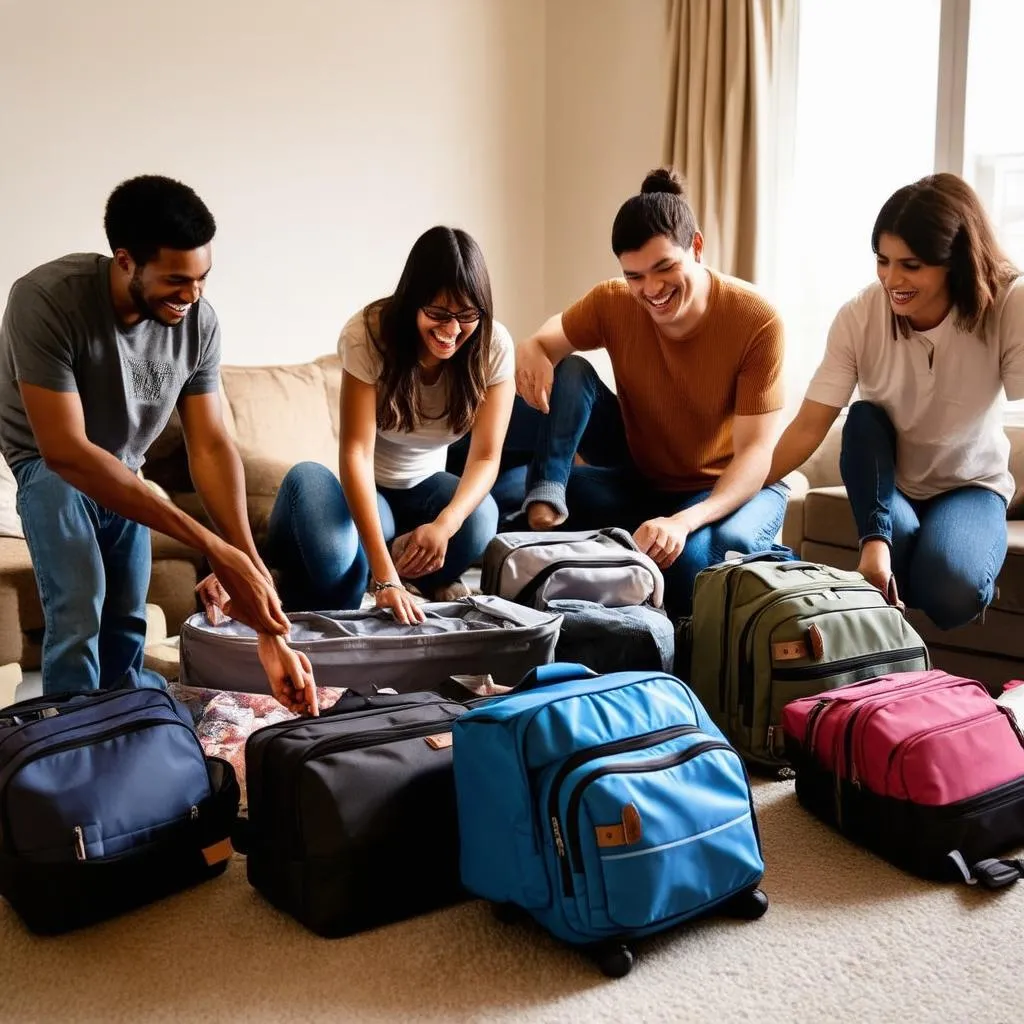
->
[515,168,789,615]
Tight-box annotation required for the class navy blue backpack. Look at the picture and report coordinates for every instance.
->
[0,685,239,934]
[452,663,768,976]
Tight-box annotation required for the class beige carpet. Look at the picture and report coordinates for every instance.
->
[1,778,1021,1024]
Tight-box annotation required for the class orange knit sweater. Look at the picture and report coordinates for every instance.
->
[561,271,784,491]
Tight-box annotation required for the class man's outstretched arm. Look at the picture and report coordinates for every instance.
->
[19,381,288,636]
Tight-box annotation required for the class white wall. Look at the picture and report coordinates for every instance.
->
[543,0,669,316]
[0,0,547,365]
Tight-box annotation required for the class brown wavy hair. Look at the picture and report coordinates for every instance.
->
[871,173,1018,339]
[364,226,494,435]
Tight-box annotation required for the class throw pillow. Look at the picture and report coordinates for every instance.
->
[0,455,24,539]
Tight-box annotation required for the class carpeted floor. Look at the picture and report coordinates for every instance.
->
[2,778,1020,1024]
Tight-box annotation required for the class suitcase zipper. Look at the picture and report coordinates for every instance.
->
[557,738,734,898]
[514,557,652,608]
[545,725,701,895]
[772,647,928,683]
[1,718,207,857]
[73,825,86,861]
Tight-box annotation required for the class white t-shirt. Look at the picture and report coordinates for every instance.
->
[338,308,515,489]
[806,279,1024,502]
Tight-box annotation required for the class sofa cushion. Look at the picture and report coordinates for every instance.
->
[0,455,23,539]
[220,363,338,475]
[803,486,859,550]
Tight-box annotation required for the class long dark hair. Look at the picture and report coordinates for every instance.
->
[871,172,1018,338]
[365,226,493,435]
[611,167,698,256]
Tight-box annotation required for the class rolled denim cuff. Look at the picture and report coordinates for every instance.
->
[522,481,568,519]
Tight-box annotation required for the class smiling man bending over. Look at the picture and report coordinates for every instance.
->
[0,175,315,712]
[513,167,789,616]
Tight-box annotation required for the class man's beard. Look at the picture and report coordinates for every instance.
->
[127,267,176,324]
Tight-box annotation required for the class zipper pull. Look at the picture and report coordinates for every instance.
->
[190,805,199,821]
[73,825,86,861]
[766,725,776,755]
[550,817,566,858]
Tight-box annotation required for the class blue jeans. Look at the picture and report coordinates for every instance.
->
[13,458,166,695]
[265,462,499,610]
[839,401,1009,630]
[446,396,545,522]
[521,355,632,517]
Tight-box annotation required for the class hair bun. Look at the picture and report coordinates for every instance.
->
[640,167,685,196]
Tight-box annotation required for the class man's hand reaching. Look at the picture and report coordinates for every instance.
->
[257,633,319,716]
[633,516,690,570]
[205,541,289,635]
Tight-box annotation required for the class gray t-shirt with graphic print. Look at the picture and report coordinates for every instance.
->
[0,253,221,471]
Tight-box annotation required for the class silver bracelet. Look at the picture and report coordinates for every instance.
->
[372,580,402,593]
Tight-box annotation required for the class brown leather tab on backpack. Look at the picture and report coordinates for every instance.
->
[595,803,643,848]
[772,640,808,662]
[424,733,453,750]
[808,623,825,660]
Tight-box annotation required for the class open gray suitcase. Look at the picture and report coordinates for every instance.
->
[179,595,562,696]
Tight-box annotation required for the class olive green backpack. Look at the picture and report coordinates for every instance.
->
[682,553,929,773]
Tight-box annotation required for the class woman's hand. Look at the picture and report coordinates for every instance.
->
[257,634,319,716]
[393,522,450,579]
[374,583,426,624]
[857,539,906,613]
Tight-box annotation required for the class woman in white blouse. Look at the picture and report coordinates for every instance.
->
[770,173,1024,629]
[265,226,516,624]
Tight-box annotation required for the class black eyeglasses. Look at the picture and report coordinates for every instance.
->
[421,305,481,325]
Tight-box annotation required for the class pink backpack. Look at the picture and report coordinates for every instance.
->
[781,670,1024,887]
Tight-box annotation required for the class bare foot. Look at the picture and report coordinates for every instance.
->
[428,578,472,602]
[527,502,567,531]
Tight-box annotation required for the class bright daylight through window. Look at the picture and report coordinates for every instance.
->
[775,0,1024,423]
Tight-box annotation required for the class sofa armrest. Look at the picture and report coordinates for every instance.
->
[780,470,809,552]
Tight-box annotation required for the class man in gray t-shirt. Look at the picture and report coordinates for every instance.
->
[0,175,315,710]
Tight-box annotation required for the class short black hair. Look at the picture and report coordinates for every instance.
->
[104,175,216,265]
[611,167,698,256]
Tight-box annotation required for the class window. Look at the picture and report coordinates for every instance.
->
[776,0,1024,422]
[963,0,1024,268]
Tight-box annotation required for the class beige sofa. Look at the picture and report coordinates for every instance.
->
[781,421,1024,689]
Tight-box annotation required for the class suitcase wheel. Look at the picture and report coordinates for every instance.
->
[722,886,769,921]
[592,942,635,978]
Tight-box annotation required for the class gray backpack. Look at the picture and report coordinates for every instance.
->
[481,528,664,609]
[179,595,561,696]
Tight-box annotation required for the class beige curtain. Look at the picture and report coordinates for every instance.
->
[663,0,793,283]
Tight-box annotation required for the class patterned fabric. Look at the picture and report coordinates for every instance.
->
[169,682,346,813]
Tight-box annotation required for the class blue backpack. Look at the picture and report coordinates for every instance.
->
[0,684,239,934]
[452,663,767,976]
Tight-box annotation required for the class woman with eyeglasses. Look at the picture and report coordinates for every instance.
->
[264,225,516,624]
